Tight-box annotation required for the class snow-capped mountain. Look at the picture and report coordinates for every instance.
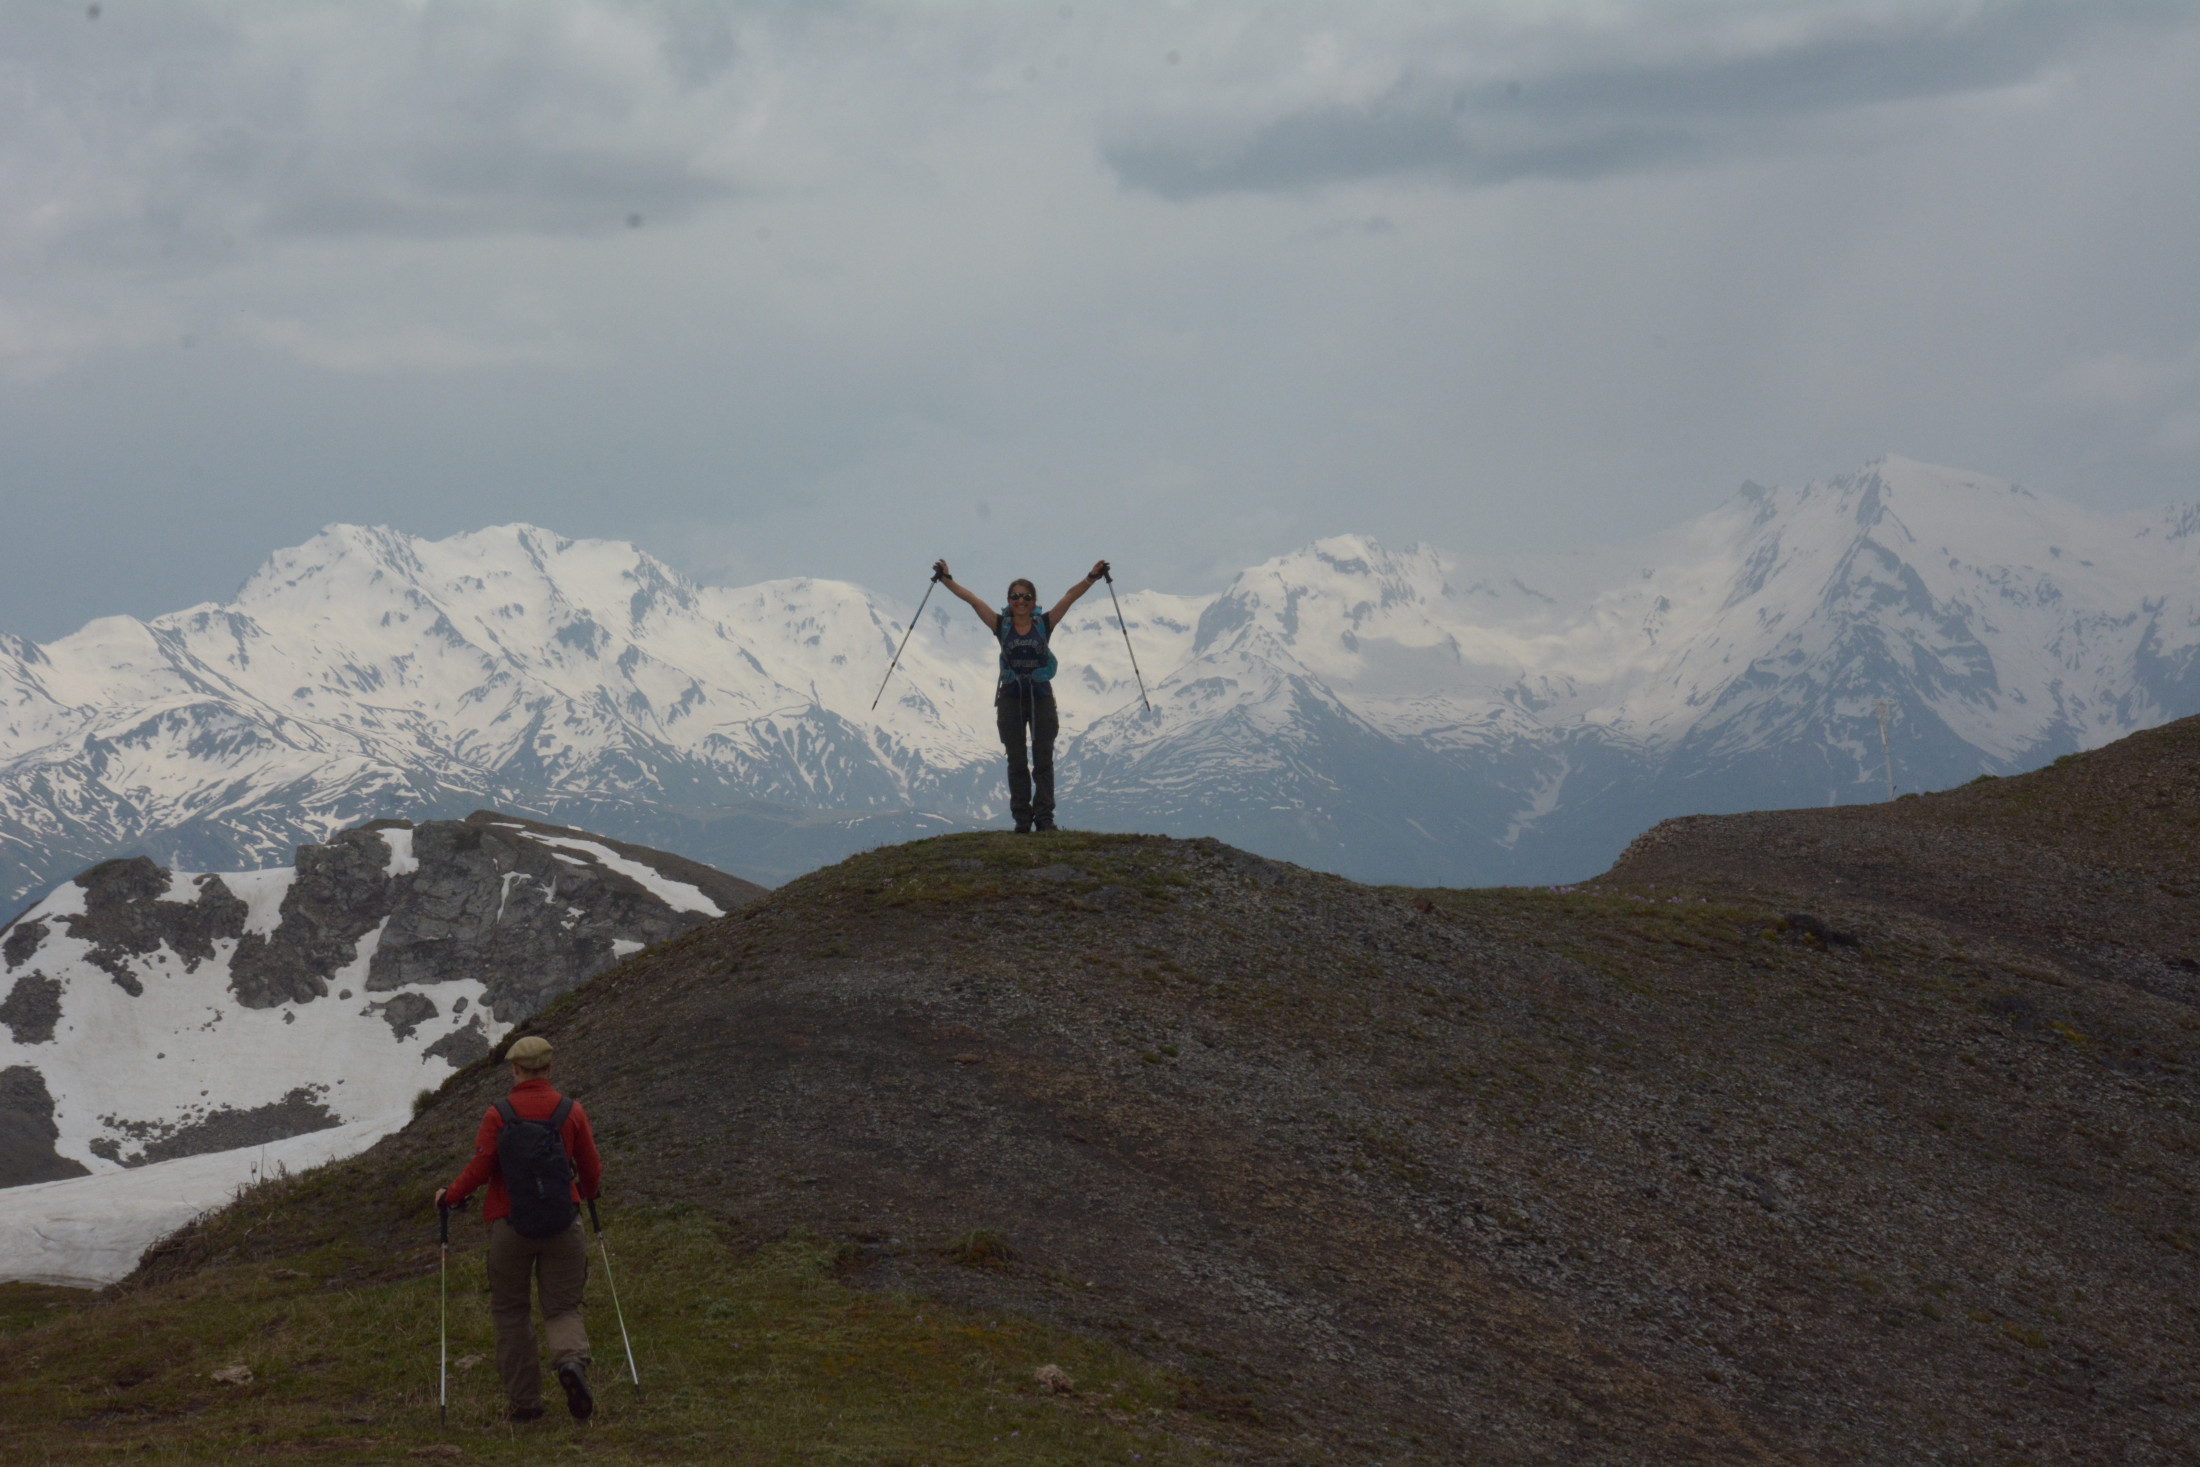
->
[0,521,1200,906]
[1,456,2195,901]
[1070,457,2200,879]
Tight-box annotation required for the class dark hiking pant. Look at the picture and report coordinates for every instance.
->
[996,685,1058,827]
[487,1218,591,1413]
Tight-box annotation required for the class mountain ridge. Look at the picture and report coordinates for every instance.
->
[3,456,2195,905]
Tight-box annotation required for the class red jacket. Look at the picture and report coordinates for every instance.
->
[443,1077,602,1224]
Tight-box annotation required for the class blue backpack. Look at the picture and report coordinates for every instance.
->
[996,609,1057,685]
[494,1096,578,1239]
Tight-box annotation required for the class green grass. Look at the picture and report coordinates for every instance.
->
[0,1209,1220,1465]
[0,1281,86,1339]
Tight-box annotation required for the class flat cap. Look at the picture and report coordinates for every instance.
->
[506,1035,554,1072]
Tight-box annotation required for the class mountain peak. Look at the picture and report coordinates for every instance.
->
[1305,533,1391,572]
[1832,455,2041,513]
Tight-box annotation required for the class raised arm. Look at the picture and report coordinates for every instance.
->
[1047,560,1110,628]
[932,560,999,633]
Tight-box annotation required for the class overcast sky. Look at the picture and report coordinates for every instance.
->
[2,0,2195,641]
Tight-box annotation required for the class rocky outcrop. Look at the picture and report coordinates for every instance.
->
[0,1066,89,1187]
[0,811,765,1190]
[3,920,45,970]
[0,973,60,1045]
[87,1086,342,1168]
[61,859,246,997]
[24,813,764,1026]
[229,829,398,1008]
[423,1015,490,1068]
[364,992,438,1041]
[367,814,749,1020]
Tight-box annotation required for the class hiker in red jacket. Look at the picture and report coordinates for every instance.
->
[435,1035,604,1422]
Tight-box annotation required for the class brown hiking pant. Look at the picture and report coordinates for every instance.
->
[486,1218,591,1412]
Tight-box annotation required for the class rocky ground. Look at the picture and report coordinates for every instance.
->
[1607,714,2200,1009]
[92,719,2200,1463]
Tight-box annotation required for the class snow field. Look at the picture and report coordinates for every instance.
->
[0,1117,404,1288]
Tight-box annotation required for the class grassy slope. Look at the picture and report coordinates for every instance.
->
[0,1208,1215,1464]
[2,721,2196,1464]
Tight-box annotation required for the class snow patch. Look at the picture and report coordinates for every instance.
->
[1500,756,1571,850]
[527,835,724,917]
[221,867,296,938]
[378,826,418,876]
[0,1117,404,1287]
[31,881,88,920]
[335,917,389,990]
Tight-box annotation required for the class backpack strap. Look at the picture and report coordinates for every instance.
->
[494,1096,572,1134]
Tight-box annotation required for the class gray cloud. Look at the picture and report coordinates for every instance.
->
[1110,102,1692,198]
[261,143,739,242]
[1107,1,2168,198]
[3,2,748,265]
[0,2,2192,647]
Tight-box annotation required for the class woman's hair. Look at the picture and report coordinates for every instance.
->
[1007,577,1038,602]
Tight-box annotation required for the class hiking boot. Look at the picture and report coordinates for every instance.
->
[558,1361,594,1422]
[1034,818,1056,832]
[508,1404,546,1423]
[1014,822,1033,834]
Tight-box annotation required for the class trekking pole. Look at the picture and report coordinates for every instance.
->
[589,1200,641,1396]
[1101,568,1152,714]
[437,1202,451,1428]
[870,567,945,711]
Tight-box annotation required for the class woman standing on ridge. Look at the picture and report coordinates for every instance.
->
[933,557,1110,833]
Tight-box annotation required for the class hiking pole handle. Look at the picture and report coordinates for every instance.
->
[588,1198,602,1234]
[438,1203,450,1245]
